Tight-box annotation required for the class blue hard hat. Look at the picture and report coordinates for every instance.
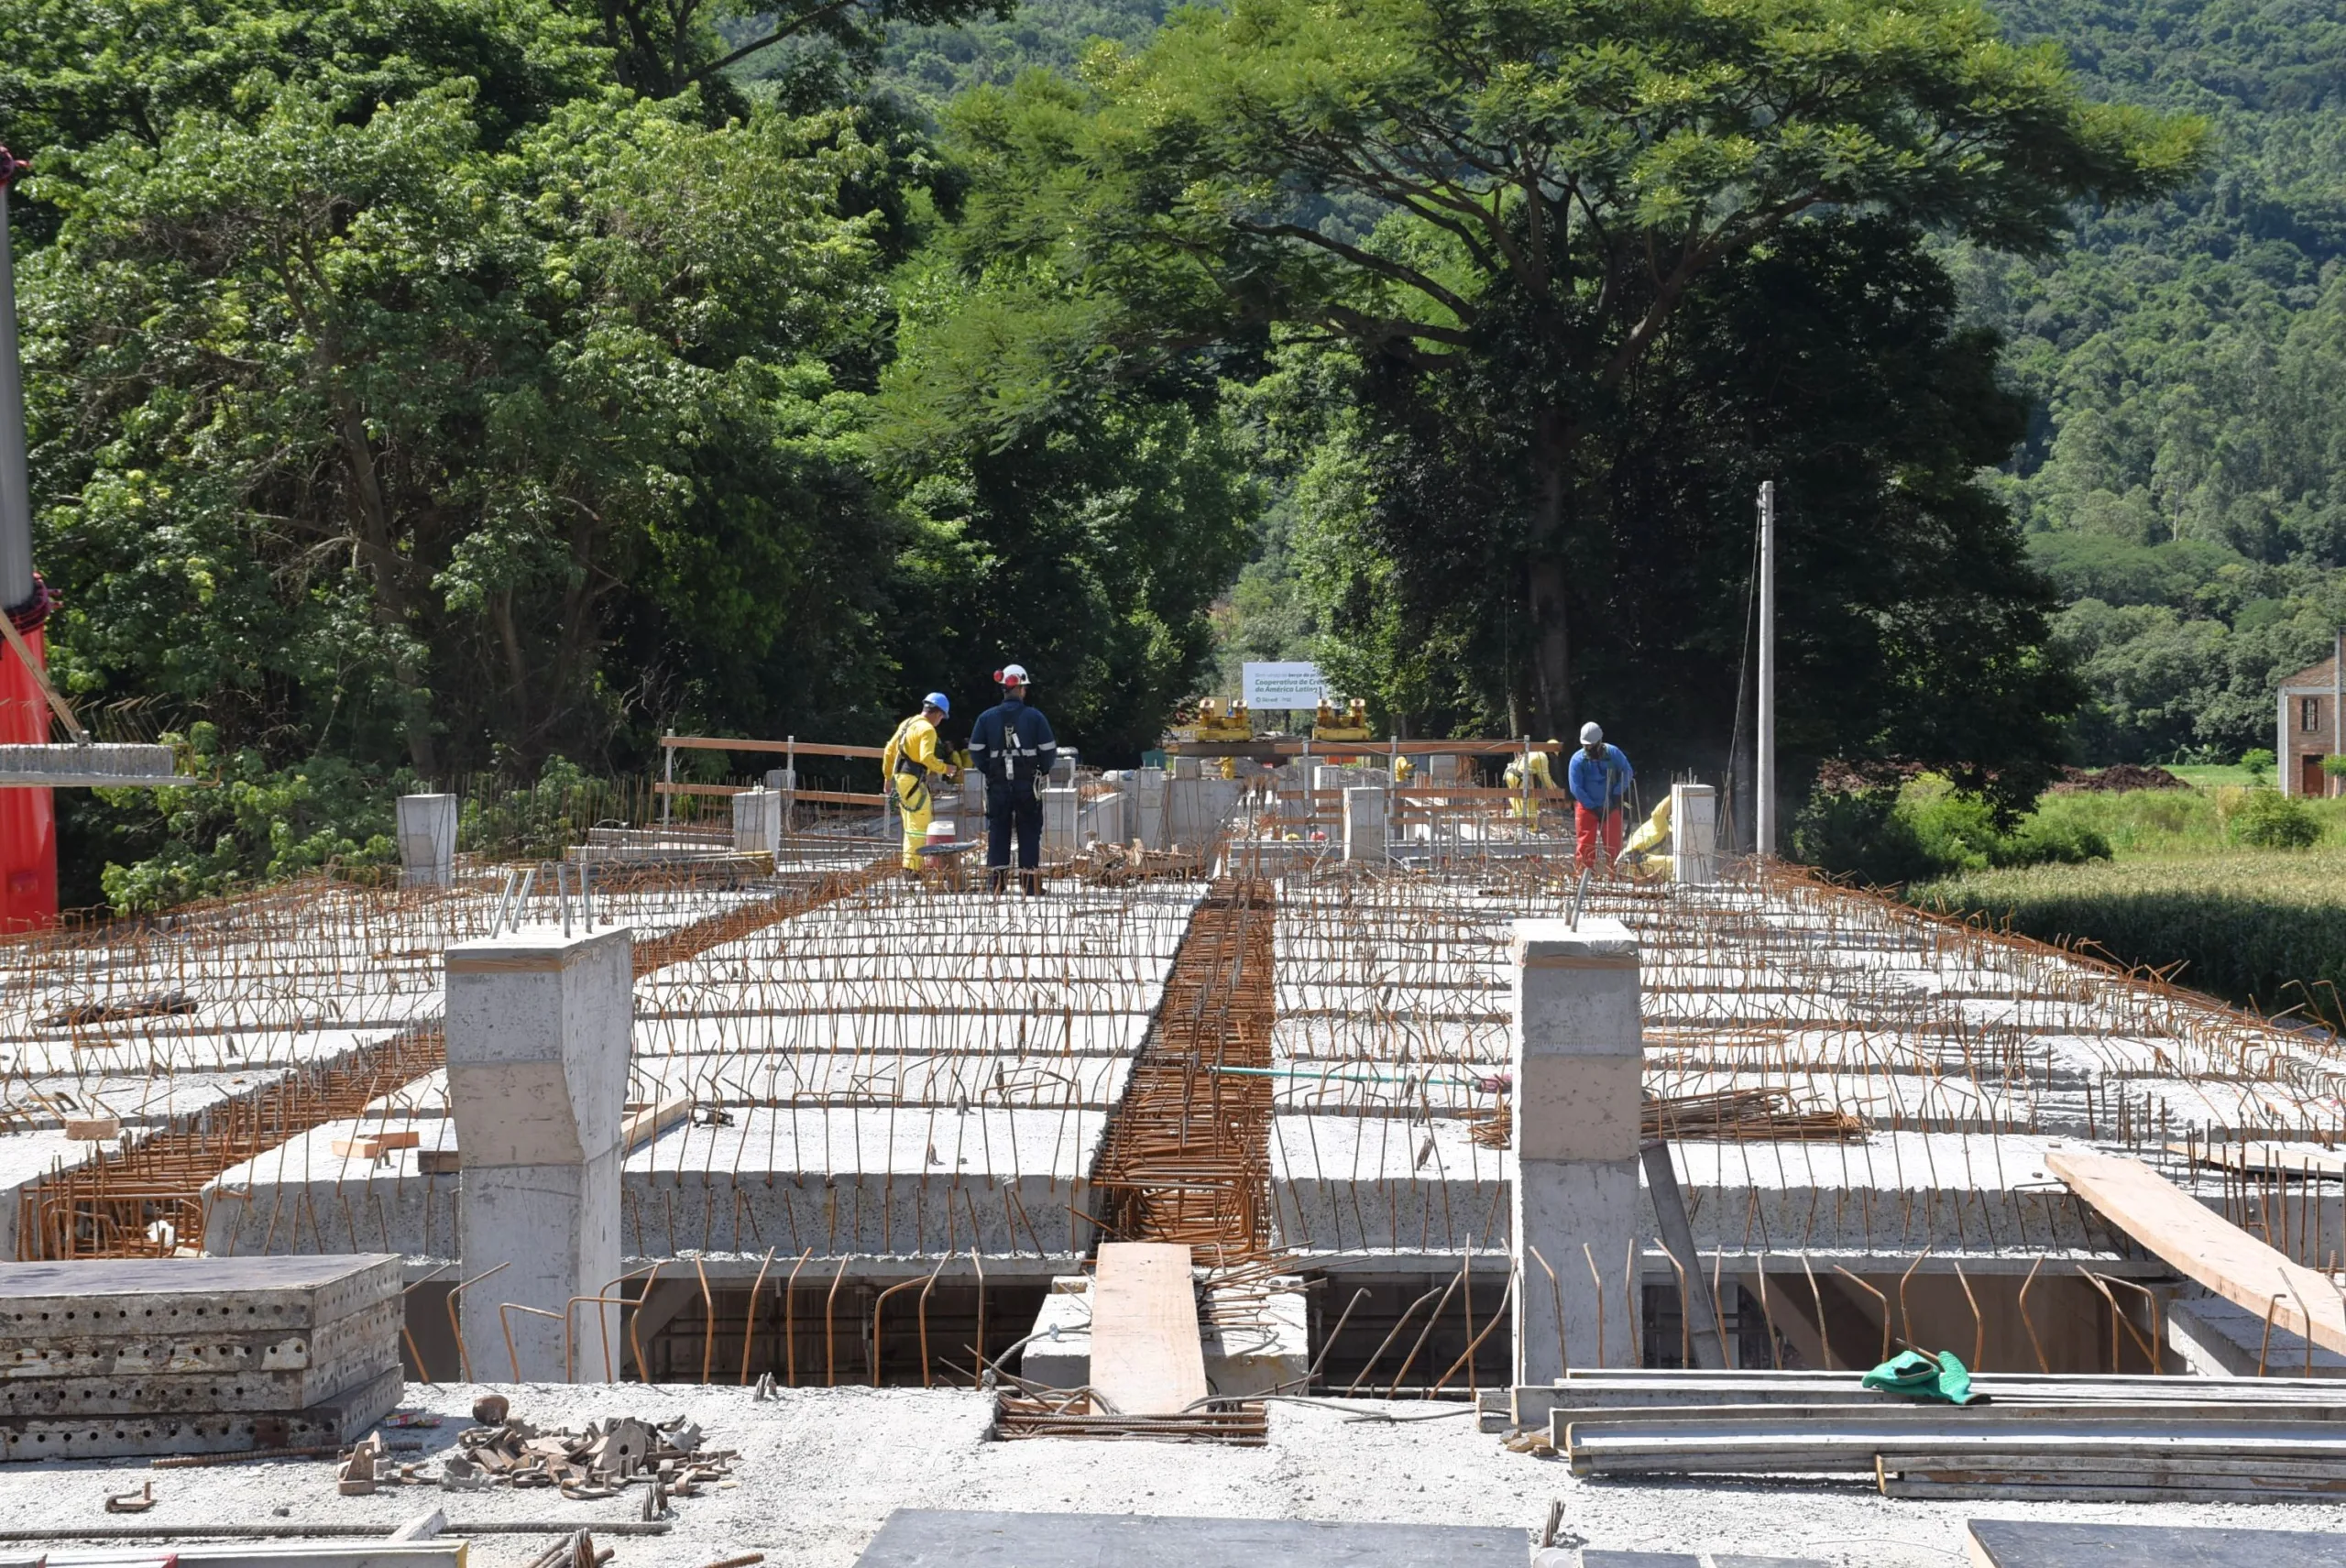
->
[924,691,950,717]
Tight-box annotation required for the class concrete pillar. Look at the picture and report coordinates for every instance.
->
[396,795,458,888]
[1670,783,1717,885]
[1089,791,1126,847]
[444,924,632,1382]
[1042,785,1080,859]
[730,788,781,855]
[1343,785,1387,862]
[1135,767,1168,850]
[1511,918,1643,1380]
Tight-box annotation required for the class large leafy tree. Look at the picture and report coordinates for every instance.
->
[948,0,2205,740]
[27,72,894,773]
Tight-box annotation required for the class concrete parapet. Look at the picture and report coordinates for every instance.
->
[1511,917,1641,1377]
[444,923,632,1381]
[396,795,457,888]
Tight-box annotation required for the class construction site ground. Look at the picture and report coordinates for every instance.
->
[5,1382,2344,1568]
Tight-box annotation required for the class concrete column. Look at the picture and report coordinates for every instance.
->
[1511,918,1643,1380]
[1042,785,1080,859]
[1135,767,1168,850]
[731,788,781,855]
[763,768,798,837]
[1089,791,1126,846]
[1670,783,1717,885]
[1343,785,1387,862]
[396,795,458,888]
[444,924,632,1382]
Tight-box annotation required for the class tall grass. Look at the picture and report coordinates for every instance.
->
[1913,849,2346,1029]
[2023,786,2346,857]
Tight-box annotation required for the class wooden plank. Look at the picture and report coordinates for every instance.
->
[1087,1242,1207,1417]
[652,782,886,805]
[2167,1141,2346,1179]
[2047,1147,2346,1357]
[661,735,883,759]
[621,1097,692,1153]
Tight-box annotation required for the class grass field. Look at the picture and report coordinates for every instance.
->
[2024,783,2346,856]
[1913,847,2346,1026]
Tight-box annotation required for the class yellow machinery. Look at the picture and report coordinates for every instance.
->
[1311,697,1375,742]
[1173,698,1255,743]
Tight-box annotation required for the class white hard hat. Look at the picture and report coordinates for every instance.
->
[997,663,1030,685]
[1580,722,1604,744]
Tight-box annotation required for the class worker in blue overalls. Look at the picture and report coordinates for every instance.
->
[968,663,1058,895]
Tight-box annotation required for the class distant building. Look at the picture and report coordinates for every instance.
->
[2275,653,2342,797]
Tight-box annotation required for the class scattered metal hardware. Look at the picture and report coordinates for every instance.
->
[444,1413,734,1500]
[104,1481,156,1514]
[338,1433,385,1496]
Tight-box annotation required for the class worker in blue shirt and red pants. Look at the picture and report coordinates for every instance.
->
[1567,722,1634,878]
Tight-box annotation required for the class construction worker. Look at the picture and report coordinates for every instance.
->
[969,663,1057,894]
[1503,743,1557,828]
[1568,722,1635,877]
[882,693,957,875]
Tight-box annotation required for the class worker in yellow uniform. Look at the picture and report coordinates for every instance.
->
[882,693,957,874]
[1503,743,1557,828]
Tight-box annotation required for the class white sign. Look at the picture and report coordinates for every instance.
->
[1244,661,1329,709]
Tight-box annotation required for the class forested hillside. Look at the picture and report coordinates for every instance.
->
[1956,1,2346,763]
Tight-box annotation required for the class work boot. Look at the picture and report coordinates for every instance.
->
[1021,870,1044,897]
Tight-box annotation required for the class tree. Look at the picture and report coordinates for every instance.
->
[27,49,900,773]
[948,0,2205,734]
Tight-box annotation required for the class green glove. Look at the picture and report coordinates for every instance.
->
[1860,1348,1982,1405]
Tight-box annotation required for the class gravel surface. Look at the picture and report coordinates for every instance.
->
[2,1383,2341,1567]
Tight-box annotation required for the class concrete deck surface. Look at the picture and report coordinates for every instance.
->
[1,1384,2341,1568]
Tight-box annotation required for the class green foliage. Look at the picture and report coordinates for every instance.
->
[1794,775,2116,886]
[2227,786,2321,849]
[1915,850,2346,1027]
[459,757,635,861]
[1924,1,2346,765]
[0,0,1255,913]
[1790,789,1939,889]
[938,0,2197,782]
[73,727,407,915]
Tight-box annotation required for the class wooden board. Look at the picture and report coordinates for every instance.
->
[1087,1243,1207,1418]
[2047,1147,2346,1357]
[2166,1141,2346,1179]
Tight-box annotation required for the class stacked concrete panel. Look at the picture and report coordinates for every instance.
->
[0,1255,402,1460]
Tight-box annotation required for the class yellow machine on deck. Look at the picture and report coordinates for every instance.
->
[1311,697,1375,742]
[1173,697,1255,743]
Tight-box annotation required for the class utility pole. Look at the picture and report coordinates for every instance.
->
[2333,629,2342,799]
[1756,481,1776,859]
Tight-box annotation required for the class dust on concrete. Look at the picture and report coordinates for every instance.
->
[4,1384,2344,1568]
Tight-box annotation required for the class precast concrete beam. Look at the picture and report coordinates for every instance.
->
[1511,917,1641,1379]
[444,922,632,1382]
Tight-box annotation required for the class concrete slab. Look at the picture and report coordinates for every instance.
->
[1968,1518,2346,1567]
[855,1508,1525,1568]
